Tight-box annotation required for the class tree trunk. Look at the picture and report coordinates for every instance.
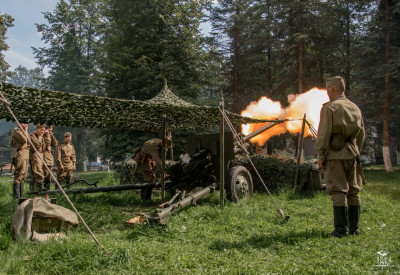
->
[345,2,351,96]
[382,0,393,172]
[233,10,239,114]
[298,37,304,94]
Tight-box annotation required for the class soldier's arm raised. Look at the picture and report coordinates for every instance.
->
[13,128,29,145]
[51,135,58,147]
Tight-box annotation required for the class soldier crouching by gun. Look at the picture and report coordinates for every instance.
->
[131,137,172,200]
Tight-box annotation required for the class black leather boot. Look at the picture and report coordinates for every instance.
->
[44,181,51,191]
[13,182,20,199]
[19,182,24,198]
[30,182,35,192]
[330,206,348,238]
[36,182,43,192]
[348,205,360,235]
[141,187,153,201]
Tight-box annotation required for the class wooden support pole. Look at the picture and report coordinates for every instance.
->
[294,113,306,188]
[161,113,167,202]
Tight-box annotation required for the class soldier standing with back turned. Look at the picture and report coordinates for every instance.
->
[56,132,76,188]
[316,76,365,238]
[30,124,46,192]
[11,119,30,198]
[43,125,58,190]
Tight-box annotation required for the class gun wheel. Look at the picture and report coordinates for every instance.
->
[226,165,253,202]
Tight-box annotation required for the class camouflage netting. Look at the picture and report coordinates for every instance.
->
[232,155,314,191]
[0,81,268,131]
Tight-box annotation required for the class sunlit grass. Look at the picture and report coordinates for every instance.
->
[0,170,399,274]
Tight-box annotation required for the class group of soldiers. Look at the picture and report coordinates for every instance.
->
[11,121,76,199]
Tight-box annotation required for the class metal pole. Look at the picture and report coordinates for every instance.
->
[219,100,225,207]
[161,113,167,202]
[294,113,306,188]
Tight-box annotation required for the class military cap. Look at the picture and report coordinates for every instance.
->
[64,132,72,137]
[326,76,345,89]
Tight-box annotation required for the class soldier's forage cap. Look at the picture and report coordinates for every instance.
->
[326,76,345,88]
[64,132,72,137]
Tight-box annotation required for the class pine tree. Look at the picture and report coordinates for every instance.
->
[33,0,105,170]
[0,12,14,81]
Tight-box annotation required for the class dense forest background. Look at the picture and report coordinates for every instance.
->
[0,0,399,171]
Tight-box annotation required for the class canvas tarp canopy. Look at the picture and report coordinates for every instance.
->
[0,81,266,131]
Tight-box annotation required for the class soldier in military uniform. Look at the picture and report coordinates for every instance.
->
[43,125,58,190]
[56,132,76,188]
[30,124,46,192]
[316,76,365,238]
[131,137,171,200]
[11,119,30,198]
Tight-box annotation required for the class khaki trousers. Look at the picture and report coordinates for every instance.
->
[31,153,44,183]
[325,159,361,206]
[57,169,74,184]
[43,165,53,183]
[14,149,29,184]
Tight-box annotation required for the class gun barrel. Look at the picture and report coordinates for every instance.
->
[236,120,286,145]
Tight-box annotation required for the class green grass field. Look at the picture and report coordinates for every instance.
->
[0,168,399,274]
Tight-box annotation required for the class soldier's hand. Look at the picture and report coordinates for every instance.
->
[73,165,76,171]
[318,160,326,170]
[60,165,64,170]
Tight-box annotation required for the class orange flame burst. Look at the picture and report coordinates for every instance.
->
[241,87,329,146]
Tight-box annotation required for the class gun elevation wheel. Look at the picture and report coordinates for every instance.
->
[226,165,253,202]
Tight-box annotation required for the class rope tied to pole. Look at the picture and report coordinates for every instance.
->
[218,107,289,221]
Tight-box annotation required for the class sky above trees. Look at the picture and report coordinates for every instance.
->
[2,0,58,70]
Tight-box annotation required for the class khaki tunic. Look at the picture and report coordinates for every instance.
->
[133,139,165,182]
[141,139,163,170]
[11,127,30,184]
[43,133,58,183]
[56,142,76,183]
[30,133,45,183]
[315,95,365,161]
[315,95,365,206]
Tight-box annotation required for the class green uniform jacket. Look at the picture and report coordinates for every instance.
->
[43,133,58,166]
[315,95,365,161]
[57,142,76,170]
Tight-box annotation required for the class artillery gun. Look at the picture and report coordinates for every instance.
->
[37,120,291,224]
